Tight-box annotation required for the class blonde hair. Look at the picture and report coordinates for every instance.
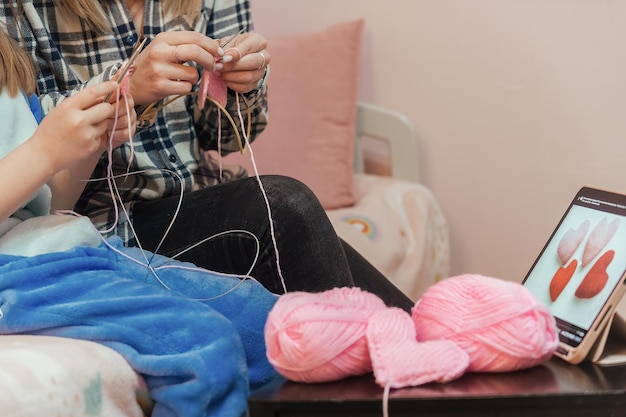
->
[54,0,202,33]
[0,28,37,96]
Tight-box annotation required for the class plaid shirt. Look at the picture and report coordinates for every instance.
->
[0,0,268,243]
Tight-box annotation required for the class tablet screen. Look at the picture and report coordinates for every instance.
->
[523,187,626,348]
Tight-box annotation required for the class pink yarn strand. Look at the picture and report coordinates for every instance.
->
[234,93,287,293]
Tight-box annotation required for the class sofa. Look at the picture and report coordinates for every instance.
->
[0,20,450,416]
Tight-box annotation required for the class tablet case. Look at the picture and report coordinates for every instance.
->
[589,298,626,365]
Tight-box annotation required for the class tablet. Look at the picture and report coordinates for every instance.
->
[522,186,626,364]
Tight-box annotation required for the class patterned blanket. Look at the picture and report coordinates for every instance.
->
[0,335,152,416]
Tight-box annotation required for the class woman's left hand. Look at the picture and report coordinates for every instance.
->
[217,31,270,93]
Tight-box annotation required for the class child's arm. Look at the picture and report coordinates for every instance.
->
[0,81,119,222]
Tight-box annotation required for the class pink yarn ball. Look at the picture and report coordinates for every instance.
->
[411,274,559,372]
[264,287,386,383]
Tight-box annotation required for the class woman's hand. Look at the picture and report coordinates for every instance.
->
[32,81,118,173]
[218,31,270,93]
[128,31,223,105]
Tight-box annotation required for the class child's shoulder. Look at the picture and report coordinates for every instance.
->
[0,90,39,154]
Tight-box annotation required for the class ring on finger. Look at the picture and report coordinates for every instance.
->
[256,50,266,70]
[174,45,182,64]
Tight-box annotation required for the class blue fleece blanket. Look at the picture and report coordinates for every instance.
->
[0,237,282,417]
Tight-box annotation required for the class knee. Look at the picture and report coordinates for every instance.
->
[260,175,325,220]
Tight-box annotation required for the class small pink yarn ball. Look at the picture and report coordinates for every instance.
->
[264,287,386,383]
[411,274,559,372]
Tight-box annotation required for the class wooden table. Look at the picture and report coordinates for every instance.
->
[248,359,626,416]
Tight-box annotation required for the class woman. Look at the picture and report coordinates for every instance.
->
[0,0,414,311]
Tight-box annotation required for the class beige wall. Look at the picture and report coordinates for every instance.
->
[252,0,626,282]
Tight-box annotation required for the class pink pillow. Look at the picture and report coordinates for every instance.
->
[224,19,365,209]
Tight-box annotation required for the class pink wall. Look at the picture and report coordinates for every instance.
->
[251,0,626,282]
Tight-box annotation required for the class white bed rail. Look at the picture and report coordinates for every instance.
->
[354,102,420,183]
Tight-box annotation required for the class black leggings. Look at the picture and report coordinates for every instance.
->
[131,175,413,312]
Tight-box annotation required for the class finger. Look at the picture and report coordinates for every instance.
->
[158,76,197,95]
[82,100,117,126]
[96,118,109,133]
[173,43,226,71]
[223,49,269,72]
[110,100,131,116]
[72,81,119,109]
[163,61,202,83]
[109,113,137,134]
[222,32,267,61]
[93,120,110,145]
[110,92,135,110]
[160,30,220,54]
[255,50,269,70]
[221,68,266,93]
[107,113,131,128]
[109,129,134,146]
[151,31,222,69]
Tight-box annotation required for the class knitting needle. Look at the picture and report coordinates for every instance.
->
[220,27,246,48]
[103,36,147,102]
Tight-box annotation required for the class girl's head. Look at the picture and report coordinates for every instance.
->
[0,28,36,97]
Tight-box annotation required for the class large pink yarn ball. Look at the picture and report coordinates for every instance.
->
[411,274,559,372]
[264,287,386,383]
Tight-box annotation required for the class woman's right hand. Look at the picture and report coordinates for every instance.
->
[31,81,118,173]
[127,31,224,105]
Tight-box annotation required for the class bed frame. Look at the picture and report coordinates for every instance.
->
[354,102,420,183]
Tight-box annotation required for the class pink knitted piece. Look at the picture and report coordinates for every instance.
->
[198,70,228,109]
[411,274,559,373]
[366,307,469,388]
[119,68,132,94]
[264,287,386,383]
